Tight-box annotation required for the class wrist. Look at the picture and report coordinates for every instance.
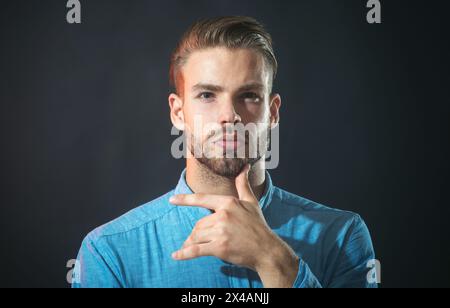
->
[256,236,300,287]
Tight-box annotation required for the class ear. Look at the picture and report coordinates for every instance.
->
[168,93,185,131]
[269,93,281,129]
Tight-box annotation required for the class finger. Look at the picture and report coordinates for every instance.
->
[182,227,216,248]
[172,243,213,261]
[235,164,258,203]
[194,212,221,230]
[169,193,231,211]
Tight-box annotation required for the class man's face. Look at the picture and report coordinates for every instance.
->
[170,47,280,178]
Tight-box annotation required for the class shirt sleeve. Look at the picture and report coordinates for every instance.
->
[291,214,377,288]
[71,235,123,288]
[291,258,323,288]
[326,214,378,288]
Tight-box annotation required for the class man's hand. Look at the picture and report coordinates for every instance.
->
[169,164,300,288]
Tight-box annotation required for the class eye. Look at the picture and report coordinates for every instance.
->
[197,92,215,102]
[241,92,261,103]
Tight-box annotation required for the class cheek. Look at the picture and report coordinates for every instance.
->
[183,104,210,131]
[184,110,220,142]
[185,100,218,122]
[242,103,270,124]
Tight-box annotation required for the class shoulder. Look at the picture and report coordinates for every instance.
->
[83,190,176,245]
[271,186,367,233]
[269,186,374,261]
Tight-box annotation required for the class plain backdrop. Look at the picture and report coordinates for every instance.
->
[1,0,449,287]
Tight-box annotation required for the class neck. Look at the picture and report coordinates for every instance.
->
[185,158,267,201]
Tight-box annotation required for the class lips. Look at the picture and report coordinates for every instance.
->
[213,134,246,150]
[214,140,241,149]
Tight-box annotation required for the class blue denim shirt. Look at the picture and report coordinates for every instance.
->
[72,169,376,288]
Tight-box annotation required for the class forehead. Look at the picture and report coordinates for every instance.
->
[181,47,270,92]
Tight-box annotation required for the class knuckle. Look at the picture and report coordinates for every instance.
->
[190,245,200,256]
[218,210,230,222]
[222,197,236,209]
[219,238,230,254]
[196,193,206,203]
[229,197,239,206]
[218,225,228,237]
[178,195,186,203]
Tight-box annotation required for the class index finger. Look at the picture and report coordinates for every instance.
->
[169,193,231,211]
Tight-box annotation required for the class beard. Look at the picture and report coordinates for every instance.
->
[196,157,250,178]
[188,125,271,178]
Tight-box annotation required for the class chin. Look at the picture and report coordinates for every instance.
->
[197,157,247,178]
[196,156,262,178]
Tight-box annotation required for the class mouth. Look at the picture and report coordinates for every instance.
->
[214,140,241,150]
[213,134,246,151]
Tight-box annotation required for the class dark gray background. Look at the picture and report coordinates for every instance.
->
[1,0,449,287]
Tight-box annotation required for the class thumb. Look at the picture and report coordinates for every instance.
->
[235,164,257,203]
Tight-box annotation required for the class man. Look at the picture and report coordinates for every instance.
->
[73,16,376,288]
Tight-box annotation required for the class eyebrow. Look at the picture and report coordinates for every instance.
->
[191,82,265,93]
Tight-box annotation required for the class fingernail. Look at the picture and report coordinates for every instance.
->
[169,196,176,203]
[171,251,178,259]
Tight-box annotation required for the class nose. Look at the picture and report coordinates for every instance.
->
[218,99,242,125]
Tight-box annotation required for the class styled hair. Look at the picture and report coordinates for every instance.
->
[169,16,278,96]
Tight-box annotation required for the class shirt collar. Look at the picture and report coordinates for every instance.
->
[173,168,275,221]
